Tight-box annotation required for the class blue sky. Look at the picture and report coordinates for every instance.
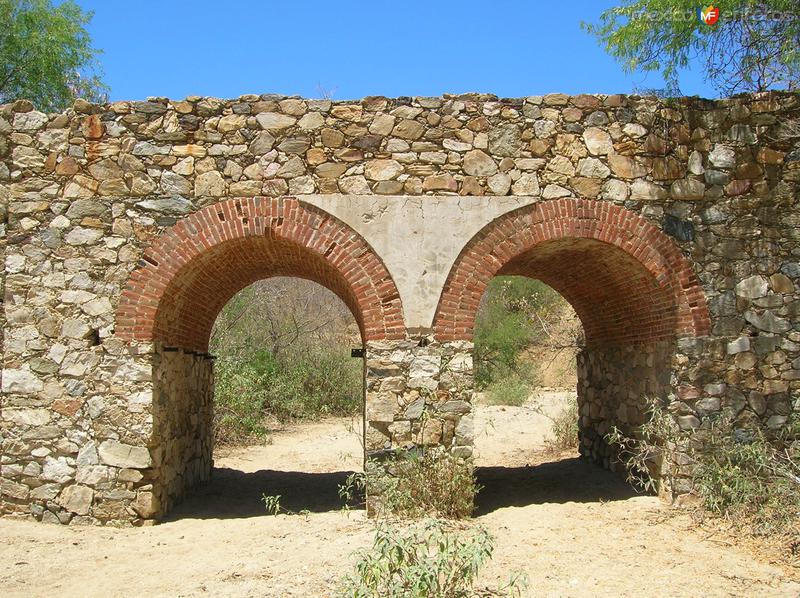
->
[74,1,718,102]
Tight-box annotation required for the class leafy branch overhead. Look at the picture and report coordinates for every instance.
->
[0,0,107,111]
[583,0,800,95]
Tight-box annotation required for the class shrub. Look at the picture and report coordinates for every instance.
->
[606,400,800,555]
[474,277,562,388]
[474,276,582,408]
[210,277,364,444]
[342,449,478,520]
[483,370,532,407]
[213,345,362,444]
[340,519,526,598]
[541,394,579,452]
[604,396,676,493]
[693,421,800,536]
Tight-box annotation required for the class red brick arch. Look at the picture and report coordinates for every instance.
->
[433,199,710,346]
[116,197,405,351]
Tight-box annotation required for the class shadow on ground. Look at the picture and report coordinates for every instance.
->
[164,468,356,521]
[164,457,641,521]
[475,457,641,515]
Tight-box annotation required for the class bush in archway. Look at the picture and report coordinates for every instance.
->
[474,277,582,406]
[607,401,800,562]
[211,278,363,444]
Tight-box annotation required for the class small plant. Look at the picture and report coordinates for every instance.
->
[338,471,367,514]
[340,519,527,598]
[340,449,478,519]
[605,396,677,493]
[367,449,478,520]
[539,394,579,452]
[261,493,311,519]
[262,493,282,516]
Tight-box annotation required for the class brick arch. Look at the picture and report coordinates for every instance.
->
[116,197,405,351]
[433,199,710,346]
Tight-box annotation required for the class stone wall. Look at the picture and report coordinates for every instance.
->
[365,339,474,458]
[1,340,154,525]
[577,343,672,470]
[149,347,214,519]
[1,89,798,524]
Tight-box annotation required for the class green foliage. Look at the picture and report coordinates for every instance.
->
[474,276,573,406]
[605,396,676,493]
[347,450,478,520]
[262,493,282,516]
[340,519,527,598]
[214,346,362,443]
[693,421,800,535]
[540,394,580,452]
[211,278,363,444]
[0,0,107,110]
[483,374,531,407]
[583,0,800,94]
[607,401,800,547]
[261,493,311,518]
[474,276,562,388]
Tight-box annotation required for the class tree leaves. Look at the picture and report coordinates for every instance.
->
[583,0,800,95]
[0,0,107,110]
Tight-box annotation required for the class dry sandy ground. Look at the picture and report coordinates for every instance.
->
[1,391,798,597]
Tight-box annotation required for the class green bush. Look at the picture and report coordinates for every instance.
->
[542,394,580,452]
[694,421,800,536]
[214,345,362,444]
[341,519,526,598]
[483,370,532,407]
[607,401,800,550]
[213,356,272,444]
[342,449,478,520]
[474,276,570,408]
[209,278,364,443]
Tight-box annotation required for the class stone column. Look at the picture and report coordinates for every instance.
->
[364,338,475,460]
[149,346,214,518]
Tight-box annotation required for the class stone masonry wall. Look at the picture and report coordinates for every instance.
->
[577,343,673,471]
[149,347,214,519]
[365,339,474,459]
[1,90,799,523]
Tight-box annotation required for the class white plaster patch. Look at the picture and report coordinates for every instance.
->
[299,194,537,330]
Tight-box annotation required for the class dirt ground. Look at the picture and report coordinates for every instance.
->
[1,391,798,597]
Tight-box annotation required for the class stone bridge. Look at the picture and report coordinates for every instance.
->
[0,91,798,525]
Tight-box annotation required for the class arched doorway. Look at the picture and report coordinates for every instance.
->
[116,197,404,517]
[434,199,711,492]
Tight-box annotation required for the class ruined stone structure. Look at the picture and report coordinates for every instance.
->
[1,90,798,525]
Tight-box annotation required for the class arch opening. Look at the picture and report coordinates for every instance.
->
[434,199,711,496]
[160,277,366,520]
[116,198,404,518]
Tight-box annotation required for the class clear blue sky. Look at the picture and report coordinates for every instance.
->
[74,0,718,102]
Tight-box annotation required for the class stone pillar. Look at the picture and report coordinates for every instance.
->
[149,346,214,518]
[364,338,475,459]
